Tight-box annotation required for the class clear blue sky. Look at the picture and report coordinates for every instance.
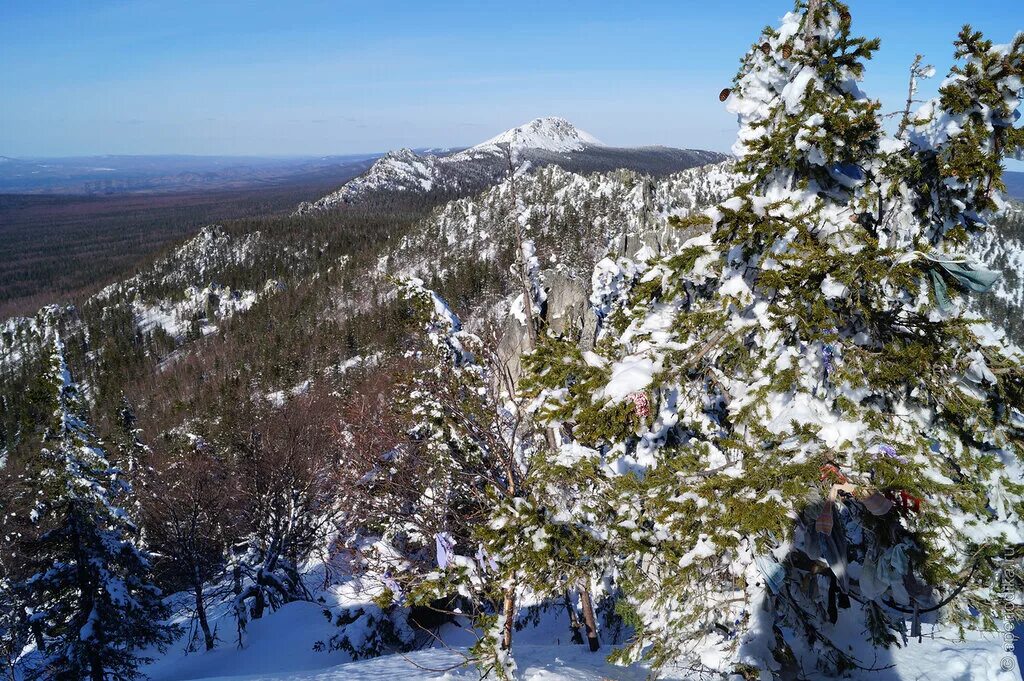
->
[2,0,1022,162]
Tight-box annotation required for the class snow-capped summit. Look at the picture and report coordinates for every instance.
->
[472,117,603,154]
[295,118,724,213]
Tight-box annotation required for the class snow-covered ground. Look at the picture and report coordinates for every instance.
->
[153,645,647,681]
[140,567,1022,681]
[144,612,1021,681]
[142,586,654,681]
[148,628,649,681]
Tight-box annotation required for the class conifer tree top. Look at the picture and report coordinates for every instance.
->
[726,0,881,196]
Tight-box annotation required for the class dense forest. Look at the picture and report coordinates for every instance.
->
[0,169,369,319]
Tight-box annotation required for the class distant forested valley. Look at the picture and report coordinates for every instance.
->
[0,172,368,319]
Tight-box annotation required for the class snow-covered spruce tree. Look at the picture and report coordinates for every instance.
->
[110,396,151,533]
[1,467,29,681]
[517,1,1023,676]
[883,26,1024,250]
[484,332,631,654]
[399,280,493,551]
[384,152,558,675]
[17,336,175,681]
[393,288,616,667]
[112,397,149,482]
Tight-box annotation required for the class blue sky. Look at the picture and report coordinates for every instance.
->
[2,0,1022,162]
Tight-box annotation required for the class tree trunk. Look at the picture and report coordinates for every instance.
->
[251,586,266,621]
[194,574,215,651]
[578,586,600,652]
[500,586,516,651]
[26,612,45,654]
[504,145,537,351]
[89,651,105,681]
[804,0,821,44]
[563,592,584,645]
[545,426,560,452]
[71,518,105,680]
[231,544,244,597]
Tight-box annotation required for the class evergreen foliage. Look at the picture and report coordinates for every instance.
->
[508,1,1024,675]
[15,336,176,681]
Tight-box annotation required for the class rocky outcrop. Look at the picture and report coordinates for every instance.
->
[543,269,591,338]
[496,268,597,383]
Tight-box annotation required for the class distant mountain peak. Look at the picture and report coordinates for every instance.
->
[473,117,603,154]
[383,148,419,160]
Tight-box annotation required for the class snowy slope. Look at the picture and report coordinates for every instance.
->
[94,225,273,342]
[0,304,78,372]
[146,637,1021,681]
[0,225,292,376]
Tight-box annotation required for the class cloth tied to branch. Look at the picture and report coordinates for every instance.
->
[628,391,651,421]
[859,544,911,603]
[923,253,1000,312]
[382,572,404,603]
[435,532,456,569]
[754,555,786,594]
[475,543,497,572]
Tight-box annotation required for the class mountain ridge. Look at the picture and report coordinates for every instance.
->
[295,117,728,213]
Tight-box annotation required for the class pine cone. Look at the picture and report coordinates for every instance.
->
[719,88,731,102]
[760,42,772,56]
[782,43,793,59]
